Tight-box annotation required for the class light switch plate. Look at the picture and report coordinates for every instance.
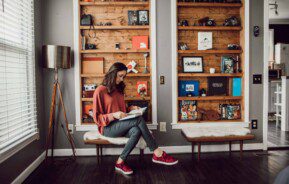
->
[253,74,262,84]
[160,76,165,85]
[160,122,166,132]
[68,124,74,134]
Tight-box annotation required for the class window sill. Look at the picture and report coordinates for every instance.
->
[0,132,39,164]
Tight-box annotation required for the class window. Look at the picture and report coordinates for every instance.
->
[0,0,37,163]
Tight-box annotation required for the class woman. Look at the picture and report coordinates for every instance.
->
[93,62,178,175]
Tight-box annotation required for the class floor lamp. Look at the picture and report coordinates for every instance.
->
[43,45,76,160]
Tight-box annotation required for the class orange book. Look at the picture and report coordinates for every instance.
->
[136,81,148,97]
[83,104,93,117]
[132,36,149,50]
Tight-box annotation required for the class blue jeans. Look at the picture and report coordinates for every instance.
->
[103,116,158,161]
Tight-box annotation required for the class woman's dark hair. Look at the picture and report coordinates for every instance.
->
[102,62,127,94]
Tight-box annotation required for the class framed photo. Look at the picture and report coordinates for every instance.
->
[128,11,139,25]
[138,10,149,25]
[182,56,203,73]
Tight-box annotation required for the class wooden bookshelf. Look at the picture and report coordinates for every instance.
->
[178,96,242,101]
[178,26,242,31]
[178,50,242,54]
[80,1,150,6]
[177,2,242,7]
[81,73,151,78]
[80,25,150,30]
[178,73,243,77]
[174,0,246,124]
[81,49,150,54]
[82,97,151,102]
[78,0,153,125]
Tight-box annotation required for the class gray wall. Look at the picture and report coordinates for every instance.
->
[0,0,46,183]
[41,0,265,150]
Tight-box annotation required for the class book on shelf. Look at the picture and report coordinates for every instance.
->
[219,104,241,120]
[119,107,147,121]
[136,81,148,97]
[179,100,198,121]
[178,80,200,97]
[232,78,242,96]
[207,77,228,96]
[132,36,149,50]
[221,56,234,74]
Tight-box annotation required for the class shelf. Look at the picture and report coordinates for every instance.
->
[79,1,149,6]
[82,97,151,102]
[178,96,242,101]
[178,50,242,54]
[178,73,243,77]
[178,26,242,31]
[80,25,150,30]
[177,2,242,7]
[178,119,243,123]
[81,49,150,54]
[81,73,151,78]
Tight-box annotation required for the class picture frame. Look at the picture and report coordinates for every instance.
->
[182,56,204,73]
[128,10,139,25]
[198,32,213,50]
[138,10,149,25]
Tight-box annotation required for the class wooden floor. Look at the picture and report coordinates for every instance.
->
[24,151,289,184]
[268,121,289,147]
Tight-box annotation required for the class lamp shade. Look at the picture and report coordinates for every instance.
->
[42,45,71,69]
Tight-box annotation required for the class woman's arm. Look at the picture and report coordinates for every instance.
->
[92,90,115,127]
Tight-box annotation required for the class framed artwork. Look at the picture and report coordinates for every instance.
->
[198,32,213,50]
[138,10,149,25]
[182,56,203,73]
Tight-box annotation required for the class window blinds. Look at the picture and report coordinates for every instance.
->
[0,0,37,159]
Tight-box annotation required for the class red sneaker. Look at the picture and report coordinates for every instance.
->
[115,161,133,175]
[152,151,178,165]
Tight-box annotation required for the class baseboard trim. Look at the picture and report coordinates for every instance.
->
[47,143,263,157]
[12,151,45,184]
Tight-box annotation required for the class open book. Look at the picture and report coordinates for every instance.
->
[119,107,147,121]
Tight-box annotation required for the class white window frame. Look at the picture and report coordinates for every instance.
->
[73,0,158,131]
[0,0,39,164]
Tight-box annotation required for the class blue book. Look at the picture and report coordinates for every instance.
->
[232,78,242,96]
[178,80,199,97]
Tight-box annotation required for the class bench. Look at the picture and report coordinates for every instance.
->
[181,127,255,161]
[83,131,147,163]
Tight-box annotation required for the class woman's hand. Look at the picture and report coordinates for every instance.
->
[113,111,127,119]
[128,106,140,112]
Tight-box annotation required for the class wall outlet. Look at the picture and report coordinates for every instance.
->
[253,74,262,84]
[251,120,258,129]
[68,124,74,134]
[160,122,166,132]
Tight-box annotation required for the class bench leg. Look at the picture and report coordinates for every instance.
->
[139,149,144,160]
[198,143,201,161]
[191,142,195,160]
[100,145,103,157]
[240,140,243,159]
[229,141,232,156]
[96,145,100,164]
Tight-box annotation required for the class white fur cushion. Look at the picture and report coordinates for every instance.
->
[83,130,148,149]
[182,126,251,138]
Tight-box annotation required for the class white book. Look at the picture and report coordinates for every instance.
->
[119,107,147,121]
